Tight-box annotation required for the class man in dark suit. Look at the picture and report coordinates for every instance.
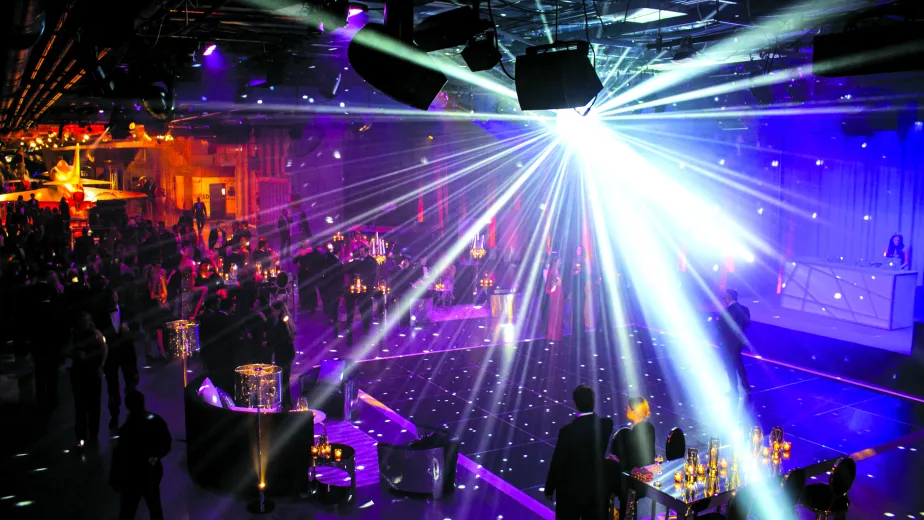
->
[111,391,171,520]
[716,288,752,399]
[545,385,614,520]
[293,242,321,313]
[319,245,344,333]
[95,288,139,432]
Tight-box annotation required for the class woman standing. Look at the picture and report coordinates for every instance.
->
[71,311,107,447]
[546,256,564,342]
[178,246,206,320]
[144,258,169,362]
[268,301,296,409]
[570,245,589,345]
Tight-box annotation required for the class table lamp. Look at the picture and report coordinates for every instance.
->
[235,364,282,514]
[165,320,199,387]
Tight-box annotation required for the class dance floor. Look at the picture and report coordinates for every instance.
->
[352,329,924,519]
[2,311,923,519]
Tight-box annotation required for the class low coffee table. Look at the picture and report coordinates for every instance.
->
[309,443,356,506]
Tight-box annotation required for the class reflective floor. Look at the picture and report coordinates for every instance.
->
[355,328,924,519]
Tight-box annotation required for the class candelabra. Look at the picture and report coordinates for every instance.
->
[750,426,763,458]
[478,275,493,288]
[707,437,720,479]
[376,283,390,295]
[728,450,741,490]
[685,447,699,487]
[311,423,342,465]
[434,279,446,291]
[471,233,486,260]
[371,233,387,264]
[332,232,344,244]
[349,277,367,294]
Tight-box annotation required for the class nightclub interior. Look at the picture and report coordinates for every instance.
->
[1,0,924,519]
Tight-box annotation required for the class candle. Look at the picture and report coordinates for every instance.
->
[773,441,781,451]
[697,464,706,475]
[674,471,683,483]
[720,459,728,469]
[311,445,318,455]
[761,447,771,457]
[334,448,342,461]
[782,441,792,451]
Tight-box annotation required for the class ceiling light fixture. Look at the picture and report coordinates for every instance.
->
[671,38,697,62]
[461,30,501,72]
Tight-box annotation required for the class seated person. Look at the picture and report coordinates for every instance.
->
[611,397,655,469]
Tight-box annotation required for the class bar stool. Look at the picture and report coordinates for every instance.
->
[798,457,856,520]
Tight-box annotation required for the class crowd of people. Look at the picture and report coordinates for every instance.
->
[0,198,301,447]
[0,197,478,445]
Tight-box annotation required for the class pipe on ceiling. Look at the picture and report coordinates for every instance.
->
[2,0,47,100]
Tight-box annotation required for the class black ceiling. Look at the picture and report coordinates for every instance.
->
[0,0,919,131]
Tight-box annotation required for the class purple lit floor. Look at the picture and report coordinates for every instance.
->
[2,309,923,519]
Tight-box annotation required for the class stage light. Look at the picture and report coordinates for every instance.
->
[257,99,263,104]
[861,142,867,148]
[461,31,501,72]
[203,43,217,56]
[812,212,818,218]
[671,38,696,62]
[333,150,341,159]
[347,0,447,109]
[414,6,491,52]
[514,41,602,110]
[864,215,870,220]
[139,73,176,121]
[718,159,725,165]
[758,208,764,214]
[771,160,779,167]
[816,159,824,166]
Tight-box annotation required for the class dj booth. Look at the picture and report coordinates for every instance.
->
[781,257,917,330]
